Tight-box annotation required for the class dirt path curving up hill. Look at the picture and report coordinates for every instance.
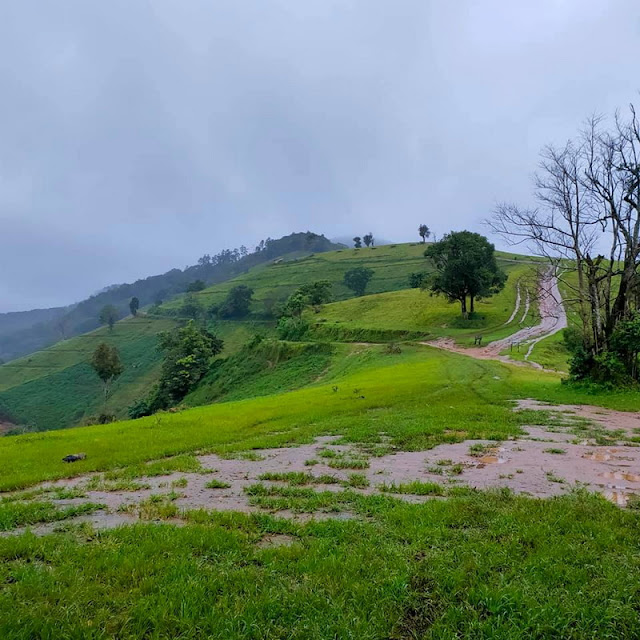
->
[424,267,567,369]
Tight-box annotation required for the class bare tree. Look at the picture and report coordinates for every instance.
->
[489,101,640,379]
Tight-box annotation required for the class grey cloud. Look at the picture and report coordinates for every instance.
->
[0,0,638,310]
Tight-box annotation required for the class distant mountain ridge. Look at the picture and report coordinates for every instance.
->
[0,231,342,363]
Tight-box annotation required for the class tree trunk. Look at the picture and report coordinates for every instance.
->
[470,296,475,314]
[460,297,467,317]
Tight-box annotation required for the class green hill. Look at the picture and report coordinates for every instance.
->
[0,243,536,432]
[0,232,343,364]
[310,260,537,343]
[1,240,640,637]
[0,316,177,431]
[159,242,433,313]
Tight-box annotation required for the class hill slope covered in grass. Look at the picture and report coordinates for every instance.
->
[0,239,639,636]
[1,345,640,637]
[0,242,532,432]
[0,232,342,364]
[310,260,539,344]
[159,242,434,314]
[0,316,178,431]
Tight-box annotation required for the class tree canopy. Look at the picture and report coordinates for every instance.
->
[133,321,224,415]
[129,297,140,316]
[180,294,204,321]
[99,305,118,331]
[186,280,206,293]
[424,231,506,316]
[218,285,254,319]
[90,343,124,406]
[343,267,374,297]
[418,224,430,243]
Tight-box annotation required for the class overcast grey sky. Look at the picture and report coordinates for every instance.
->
[1,1,639,312]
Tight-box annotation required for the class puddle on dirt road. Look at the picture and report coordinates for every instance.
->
[477,455,506,465]
[600,471,640,483]
[602,490,632,507]
[583,451,618,462]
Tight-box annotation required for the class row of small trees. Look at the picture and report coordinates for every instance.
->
[353,233,374,248]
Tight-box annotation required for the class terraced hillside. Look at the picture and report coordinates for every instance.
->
[161,242,529,312]
[0,243,535,432]
[310,260,539,344]
[0,316,177,431]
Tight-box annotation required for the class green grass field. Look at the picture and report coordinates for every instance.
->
[1,344,640,636]
[0,243,534,432]
[2,345,640,492]
[0,316,278,431]
[2,491,639,639]
[0,316,178,430]
[1,236,640,636]
[311,260,538,344]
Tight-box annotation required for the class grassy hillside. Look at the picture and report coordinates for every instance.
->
[2,344,640,491]
[0,232,342,364]
[1,246,640,636]
[311,260,538,344]
[0,316,177,430]
[1,348,640,636]
[0,243,533,432]
[160,243,439,313]
[0,317,278,432]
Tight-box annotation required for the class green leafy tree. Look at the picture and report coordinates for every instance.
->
[90,343,124,409]
[424,231,506,316]
[186,280,206,292]
[408,272,427,288]
[282,291,308,319]
[99,305,118,332]
[343,267,374,297]
[353,236,362,249]
[129,297,140,316]
[219,285,254,318]
[363,233,374,247]
[180,294,204,321]
[611,314,640,381]
[418,224,430,243]
[298,280,332,308]
[151,321,224,409]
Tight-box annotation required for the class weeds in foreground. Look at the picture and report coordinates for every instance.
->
[0,491,638,638]
[0,501,105,531]
[205,479,231,489]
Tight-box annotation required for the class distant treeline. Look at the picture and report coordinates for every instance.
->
[0,232,343,363]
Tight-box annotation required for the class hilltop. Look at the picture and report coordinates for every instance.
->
[1,235,640,638]
[0,232,342,364]
[0,242,541,431]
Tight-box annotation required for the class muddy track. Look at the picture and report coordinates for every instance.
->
[4,399,640,536]
[424,268,567,369]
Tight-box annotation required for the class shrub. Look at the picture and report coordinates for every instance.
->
[277,317,310,341]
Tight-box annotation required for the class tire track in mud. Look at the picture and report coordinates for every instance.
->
[424,268,567,369]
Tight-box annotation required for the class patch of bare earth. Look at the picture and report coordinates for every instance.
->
[424,269,567,370]
[0,420,17,436]
[5,400,640,535]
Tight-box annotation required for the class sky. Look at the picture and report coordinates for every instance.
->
[1,1,639,312]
